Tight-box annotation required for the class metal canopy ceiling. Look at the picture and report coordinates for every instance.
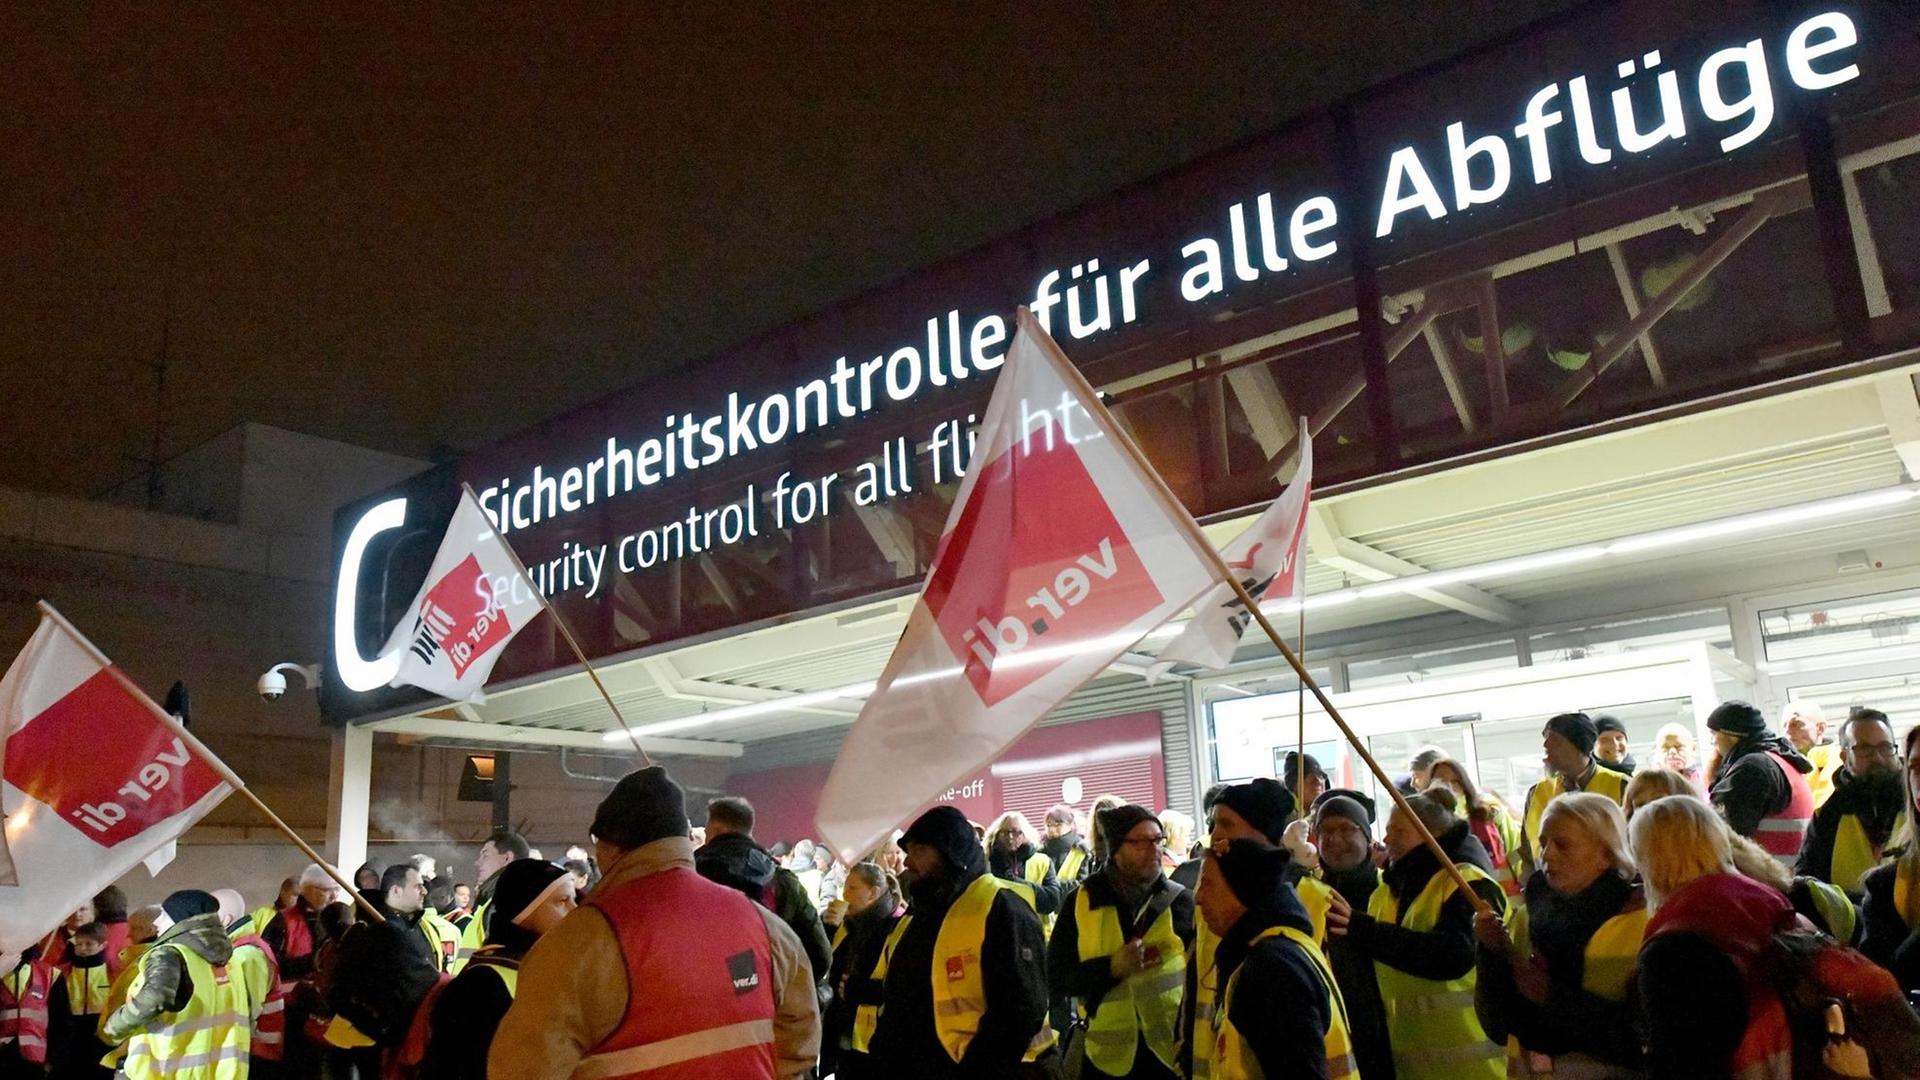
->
[366,362,1920,758]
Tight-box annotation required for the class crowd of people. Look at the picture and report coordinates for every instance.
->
[6,700,1920,1078]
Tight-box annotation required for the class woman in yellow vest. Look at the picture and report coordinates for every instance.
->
[988,811,1068,918]
[420,860,573,1080]
[1329,793,1507,1080]
[1859,721,1920,994]
[1473,792,1647,1078]
[823,862,906,1080]
[1193,840,1357,1079]
[100,891,254,1080]
[1047,803,1192,1080]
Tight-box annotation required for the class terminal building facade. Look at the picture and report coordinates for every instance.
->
[323,1,1920,858]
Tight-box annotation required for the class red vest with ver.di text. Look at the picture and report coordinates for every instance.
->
[575,865,777,1080]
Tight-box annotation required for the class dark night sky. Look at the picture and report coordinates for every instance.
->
[0,3,1577,499]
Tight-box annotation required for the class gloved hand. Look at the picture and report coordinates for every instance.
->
[1282,819,1319,870]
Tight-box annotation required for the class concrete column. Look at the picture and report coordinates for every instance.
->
[326,724,373,872]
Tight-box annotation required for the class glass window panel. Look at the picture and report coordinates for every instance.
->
[1469,697,1694,808]
[1527,608,1733,663]
[1759,587,1920,663]
[1789,676,1920,740]
[1348,639,1518,692]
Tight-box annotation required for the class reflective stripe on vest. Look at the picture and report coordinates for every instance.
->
[1369,861,1506,1080]
[231,935,287,1060]
[0,962,52,1066]
[1523,769,1628,872]
[1205,925,1356,1080]
[927,875,1055,1064]
[574,866,776,1080]
[1752,752,1815,865]
[120,943,254,1080]
[63,962,113,1016]
[1831,811,1903,895]
[1074,885,1185,1075]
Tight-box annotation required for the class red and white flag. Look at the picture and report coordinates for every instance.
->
[1148,423,1311,678]
[0,604,239,956]
[817,310,1220,862]
[382,487,546,702]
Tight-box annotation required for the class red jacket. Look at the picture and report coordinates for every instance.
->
[1644,873,1796,1078]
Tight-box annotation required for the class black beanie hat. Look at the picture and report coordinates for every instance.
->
[493,859,569,926]
[1213,778,1295,843]
[1313,794,1373,841]
[1544,712,1599,755]
[1593,714,1628,737]
[161,889,219,923]
[1707,701,1768,738]
[1280,752,1328,785]
[1096,804,1158,848]
[1313,787,1376,822]
[591,766,689,849]
[1215,839,1290,907]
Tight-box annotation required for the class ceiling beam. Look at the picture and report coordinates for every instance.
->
[366,714,744,758]
[1307,504,1525,626]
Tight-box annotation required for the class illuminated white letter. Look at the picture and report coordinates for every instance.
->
[1446,122,1512,210]
[1698,40,1775,153]
[1375,148,1448,238]
[333,498,407,692]
[1787,12,1860,90]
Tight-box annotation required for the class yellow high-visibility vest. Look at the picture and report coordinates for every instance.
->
[1073,886,1185,1076]
[453,899,491,973]
[465,947,520,998]
[1204,924,1357,1080]
[119,944,254,1080]
[420,911,460,972]
[1296,877,1334,945]
[1368,862,1506,1080]
[1060,847,1089,882]
[1521,769,1627,872]
[63,962,113,1017]
[876,875,1055,1065]
[1833,811,1905,895]
[1502,889,1646,1077]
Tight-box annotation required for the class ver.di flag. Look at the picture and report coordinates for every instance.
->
[1148,421,1311,678]
[0,604,239,956]
[817,309,1219,862]
[383,487,546,702]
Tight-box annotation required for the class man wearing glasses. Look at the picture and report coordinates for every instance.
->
[1048,804,1195,1080]
[1796,707,1905,899]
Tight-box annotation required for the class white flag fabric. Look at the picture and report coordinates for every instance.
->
[383,488,546,702]
[1149,423,1312,678]
[0,604,239,956]
[816,310,1220,863]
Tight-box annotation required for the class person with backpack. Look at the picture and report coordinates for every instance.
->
[1630,794,1796,1079]
[1473,792,1647,1078]
[1047,804,1193,1080]
[697,796,834,982]
[419,860,573,1080]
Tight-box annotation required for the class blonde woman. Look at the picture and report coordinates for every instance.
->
[985,811,1062,913]
[1158,808,1196,870]
[1630,796,1795,1078]
[1474,793,1646,1078]
[1622,768,1695,819]
[1860,721,1920,993]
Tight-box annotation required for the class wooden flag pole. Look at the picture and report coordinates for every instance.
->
[1296,603,1307,804]
[460,484,654,767]
[1021,312,1495,916]
[39,603,388,925]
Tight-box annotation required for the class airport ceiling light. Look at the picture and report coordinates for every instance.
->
[608,483,1919,739]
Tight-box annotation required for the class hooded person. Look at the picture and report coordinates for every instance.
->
[872,805,1053,1077]
[421,859,576,1080]
[1046,804,1193,1080]
[490,766,819,1079]
[102,890,254,1077]
[1705,701,1815,864]
[1190,841,1356,1079]
[1329,794,1509,1080]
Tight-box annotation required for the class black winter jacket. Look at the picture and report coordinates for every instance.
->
[695,832,834,981]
